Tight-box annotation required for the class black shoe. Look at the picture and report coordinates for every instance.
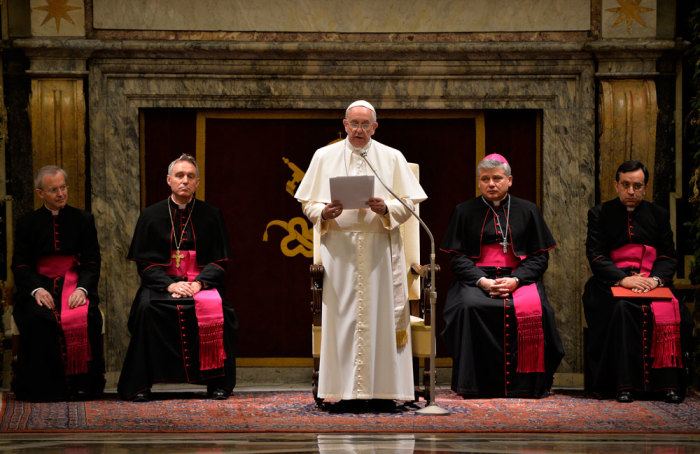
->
[208,387,229,400]
[368,399,398,413]
[132,390,150,402]
[616,391,633,403]
[327,399,364,413]
[664,390,682,404]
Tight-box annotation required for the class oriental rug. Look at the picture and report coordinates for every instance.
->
[1,390,698,434]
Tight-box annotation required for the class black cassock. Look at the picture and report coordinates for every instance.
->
[11,205,104,401]
[583,198,691,397]
[118,198,238,399]
[440,195,564,397]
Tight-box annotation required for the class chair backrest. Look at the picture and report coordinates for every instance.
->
[312,163,421,300]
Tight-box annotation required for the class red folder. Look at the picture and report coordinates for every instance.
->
[611,286,674,299]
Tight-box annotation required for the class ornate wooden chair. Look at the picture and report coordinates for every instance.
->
[309,163,438,405]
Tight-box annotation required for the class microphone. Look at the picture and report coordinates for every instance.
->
[359,152,449,416]
[360,153,432,247]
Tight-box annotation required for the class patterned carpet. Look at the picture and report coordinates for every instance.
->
[1,390,698,433]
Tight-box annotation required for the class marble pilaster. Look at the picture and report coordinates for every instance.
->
[29,78,87,209]
[592,42,670,204]
[21,41,90,209]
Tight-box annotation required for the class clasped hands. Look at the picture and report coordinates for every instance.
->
[34,288,87,309]
[322,198,387,220]
[168,280,203,299]
[619,272,659,293]
[478,277,519,298]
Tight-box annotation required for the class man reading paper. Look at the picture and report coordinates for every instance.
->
[329,175,374,209]
[295,100,427,412]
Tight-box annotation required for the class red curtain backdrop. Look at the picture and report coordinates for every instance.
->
[142,109,538,359]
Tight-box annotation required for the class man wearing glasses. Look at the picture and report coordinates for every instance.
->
[296,100,427,412]
[583,160,691,404]
[11,166,104,401]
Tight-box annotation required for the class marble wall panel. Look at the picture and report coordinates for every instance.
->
[88,52,595,385]
[541,106,596,374]
[92,0,591,34]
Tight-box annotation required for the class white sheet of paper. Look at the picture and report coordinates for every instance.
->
[329,175,375,209]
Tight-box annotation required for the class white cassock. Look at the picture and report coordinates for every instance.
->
[295,138,427,400]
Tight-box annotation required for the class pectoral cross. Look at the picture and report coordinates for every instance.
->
[172,250,184,268]
[500,239,509,254]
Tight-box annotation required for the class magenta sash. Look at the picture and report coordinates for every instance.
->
[36,255,90,376]
[476,244,545,373]
[610,244,682,369]
[166,250,226,371]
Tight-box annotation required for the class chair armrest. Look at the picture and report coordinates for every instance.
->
[410,264,429,278]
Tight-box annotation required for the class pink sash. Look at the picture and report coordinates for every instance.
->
[476,244,545,373]
[37,255,90,376]
[166,250,226,371]
[610,244,682,369]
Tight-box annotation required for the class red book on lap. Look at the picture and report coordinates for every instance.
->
[611,286,674,299]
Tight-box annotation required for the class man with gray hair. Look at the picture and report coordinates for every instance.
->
[296,100,427,411]
[440,153,564,398]
[11,165,104,401]
[118,153,238,401]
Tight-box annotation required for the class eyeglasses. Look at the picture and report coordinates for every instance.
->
[619,181,645,191]
[42,184,68,194]
[346,121,373,131]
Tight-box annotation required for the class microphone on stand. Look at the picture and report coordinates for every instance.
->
[360,152,449,416]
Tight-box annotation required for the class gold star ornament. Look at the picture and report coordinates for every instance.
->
[33,0,81,33]
[607,0,654,33]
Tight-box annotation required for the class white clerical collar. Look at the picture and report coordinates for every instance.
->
[44,205,60,216]
[346,138,372,155]
[491,194,509,207]
[170,195,192,210]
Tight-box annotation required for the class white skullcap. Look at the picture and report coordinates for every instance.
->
[346,100,376,113]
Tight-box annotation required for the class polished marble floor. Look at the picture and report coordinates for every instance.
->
[1,432,700,453]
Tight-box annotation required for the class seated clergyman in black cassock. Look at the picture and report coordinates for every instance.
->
[11,165,105,401]
[118,153,238,401]
[583,160,691,404]
[440,154,564,398]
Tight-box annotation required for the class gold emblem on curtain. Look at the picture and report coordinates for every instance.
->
[262,157,313,258]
